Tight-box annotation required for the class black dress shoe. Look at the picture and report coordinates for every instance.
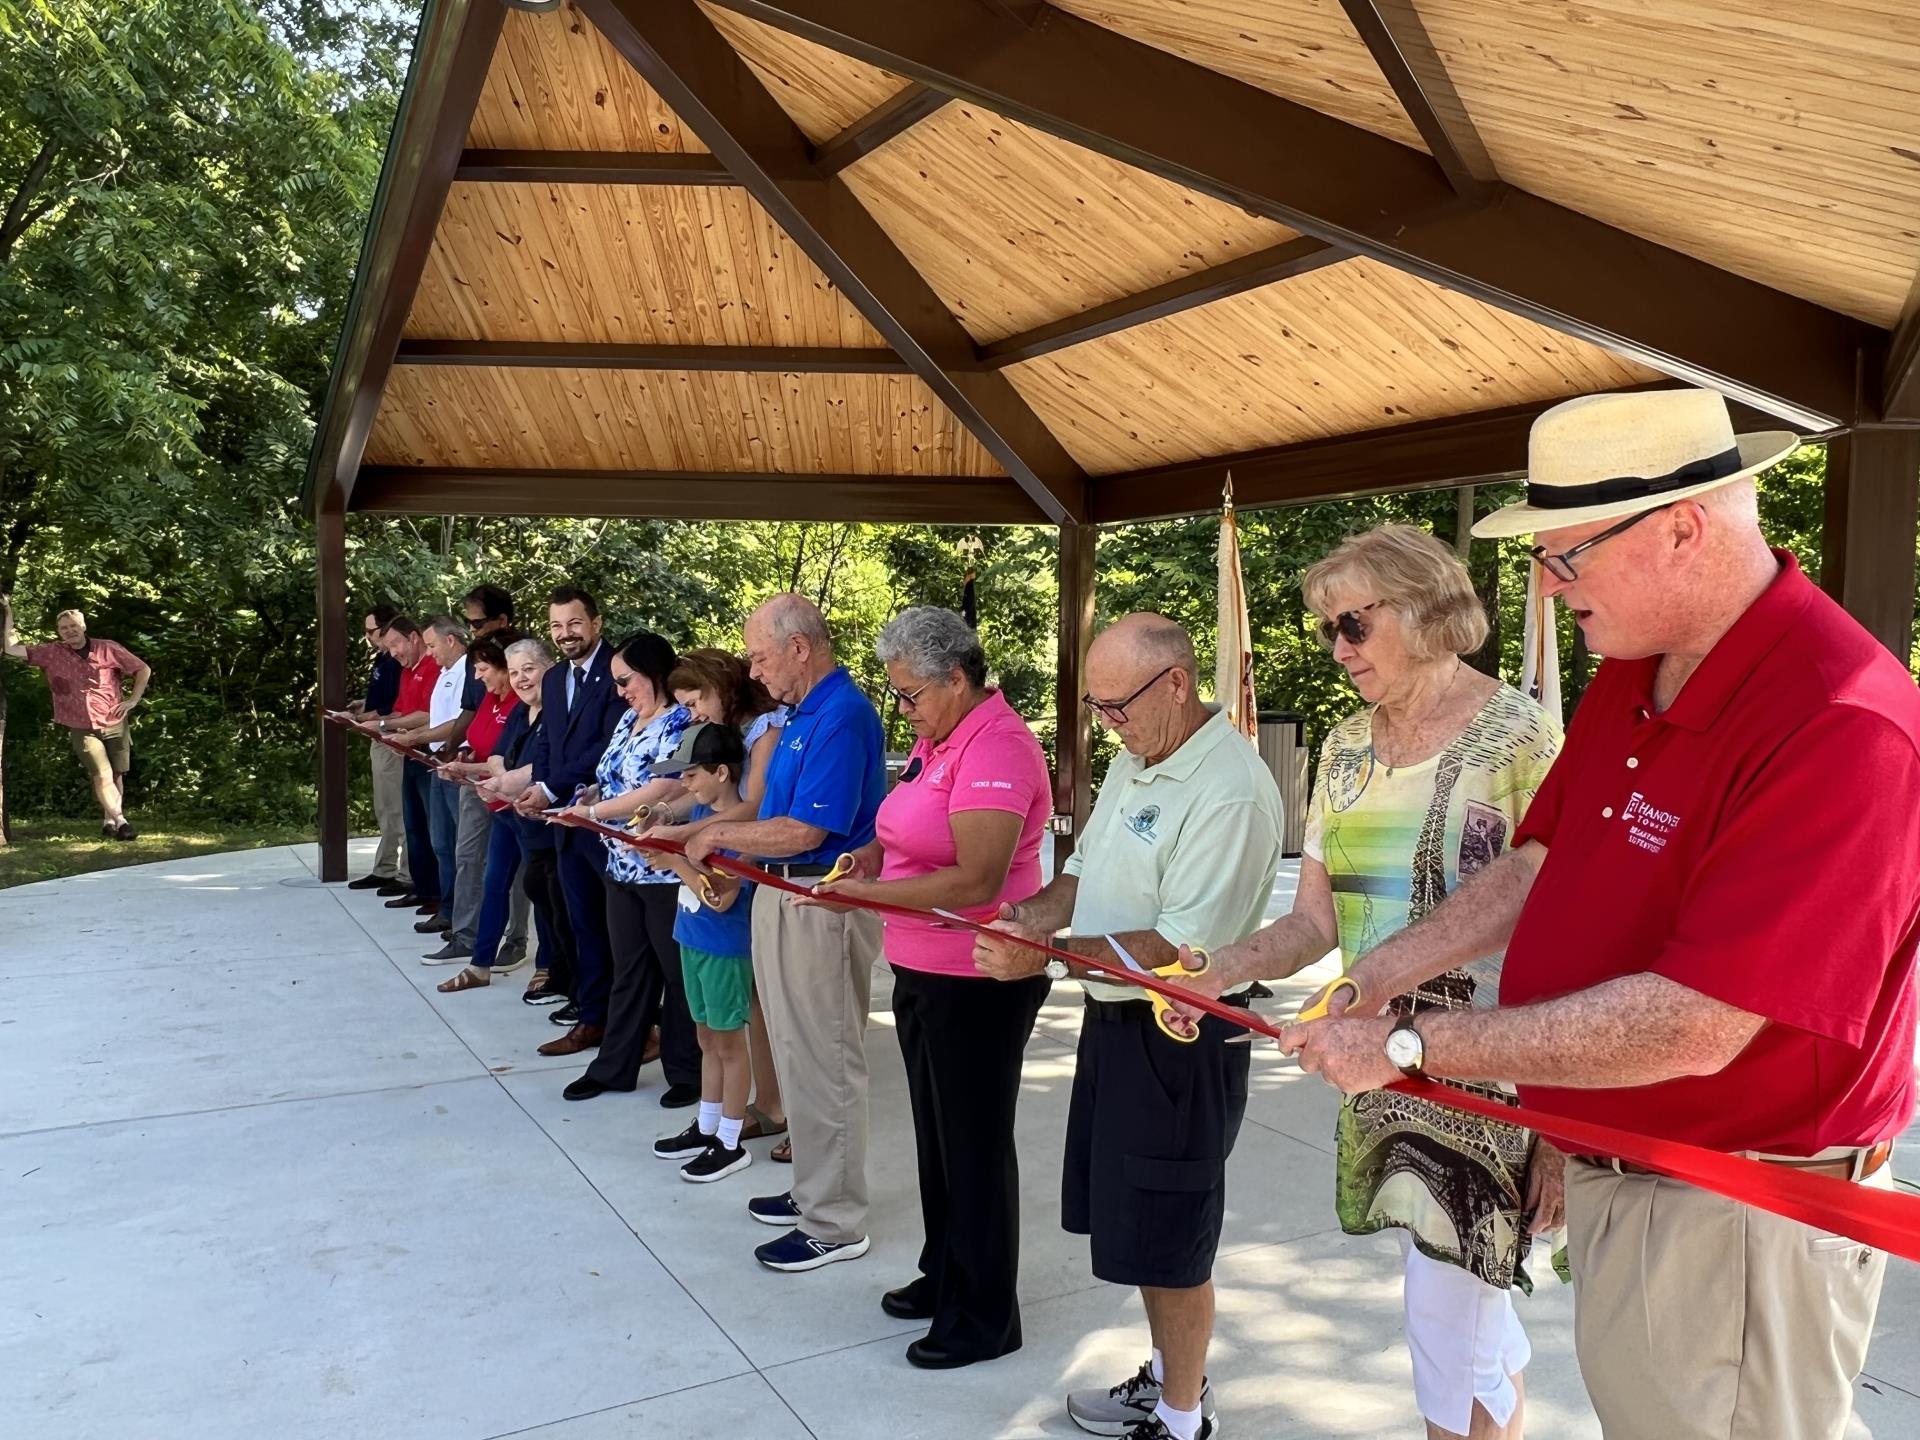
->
[906,1337,1010,1370]
[414,901,439,917]
[383,892,420,909]
[347,874,387,891]
[563,1075,634,1101]
[414,913,448,934]
[660,1083,701,1109]
[550,1001,582,1026]
[881,1284,935,1321]
[377,881,409,898]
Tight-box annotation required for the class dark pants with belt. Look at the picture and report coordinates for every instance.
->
[555,831,612,1024]
[400,759,440,907]
[518,837,575,996]
[892,963,1050,1360]
[587,875,700,1090]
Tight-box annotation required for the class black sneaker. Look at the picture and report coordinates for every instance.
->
[413,913,448,934]
[654,1122,714,1160]
[681,1143,751,1183]
[347,874,387,891]
[113,820,137,841]
[1118,1417,1213,1440]
[549,1001,581,1027]
[747,1191,802,1226]
[660,1083,701,1109]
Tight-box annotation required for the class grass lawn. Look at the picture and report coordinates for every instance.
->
[0,818,314,889]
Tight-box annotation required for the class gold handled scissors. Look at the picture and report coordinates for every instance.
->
[816,852,858,887]
[1295,975,1363,1023]
[1106,935,1211,1043]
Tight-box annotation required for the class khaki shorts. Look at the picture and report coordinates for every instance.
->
[69,721,131,783]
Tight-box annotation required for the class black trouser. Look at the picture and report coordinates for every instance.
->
[400,759,440,905]
[892,964,1049,1360]
[518,838,575,997]
[587,876,699,1090]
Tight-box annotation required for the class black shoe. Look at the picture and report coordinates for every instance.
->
[522,984,569,1007]
[414,901,439,917]
[421,941,472,963]
[414,913,448,934]
[660,1083,701,1109]
[881,1284,935,1321]
[681,1143,751,1183]
[347,874,386,891]
[563,1075,632,1102]
[549,1001,582,1027]
[377,881,410,898]
[384,893,421,909]
[654,1122,714,1160]
[905,1337,1012,1370]
[113,820,137,841]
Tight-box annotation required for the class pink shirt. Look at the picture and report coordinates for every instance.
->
[26,638,146,731]
[875,689,1051,976]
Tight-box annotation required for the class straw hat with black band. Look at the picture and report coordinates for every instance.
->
[1472,389,1800,540]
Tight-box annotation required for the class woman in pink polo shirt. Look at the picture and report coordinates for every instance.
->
[814,605,1050,1371]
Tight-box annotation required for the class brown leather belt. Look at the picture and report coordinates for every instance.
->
[1574,1139,1893,1183]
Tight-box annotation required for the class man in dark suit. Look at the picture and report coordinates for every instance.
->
[514,586,623,1056]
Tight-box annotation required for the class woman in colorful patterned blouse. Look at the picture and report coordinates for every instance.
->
[557,631,697,1106]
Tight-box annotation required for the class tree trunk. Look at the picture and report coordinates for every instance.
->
[0,667,11,847]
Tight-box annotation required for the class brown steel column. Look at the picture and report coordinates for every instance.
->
[1821,430,1920,662]
[316,503,350,882]
[1053,523,1097,864]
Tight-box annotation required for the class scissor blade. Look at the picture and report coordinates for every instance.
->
[1104,934,1148,973]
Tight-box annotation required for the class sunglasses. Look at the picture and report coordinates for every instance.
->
[1316,601,1383,650]
[888,678,939,710]
[611,670,639,690]
[1529,504,1672,583]
[1082,665,1174,725]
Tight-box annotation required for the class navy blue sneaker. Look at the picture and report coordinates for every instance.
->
[755,1230,871,1272]
[747,1191,801,1226]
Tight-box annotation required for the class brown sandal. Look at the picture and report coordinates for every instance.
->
[437,966,491,993]
[741,1104,788,1143]
[771,1136,792,1164]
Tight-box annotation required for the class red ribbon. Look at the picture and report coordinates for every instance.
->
[319,715,1920,1264]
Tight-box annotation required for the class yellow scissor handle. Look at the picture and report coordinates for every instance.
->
[697,875,722,908]
[1296,975,1363,1024]
[818,852,858,887]
[1146,946,1210,1043]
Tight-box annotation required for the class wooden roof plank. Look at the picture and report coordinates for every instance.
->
[577,0,1088,521]
[1336,0,1496,194]
[697,0,1876,430]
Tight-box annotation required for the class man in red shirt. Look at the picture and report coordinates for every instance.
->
[1205,390,1920,1440]
[3,600,152,840]
[355,616,443,919]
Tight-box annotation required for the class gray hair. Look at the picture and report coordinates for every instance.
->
[504,637,552,669]
[424,614,468,642]
[757,592,831,648]
[876,606,988,688]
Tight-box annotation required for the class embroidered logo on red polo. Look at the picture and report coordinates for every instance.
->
[1622,792,1682,854]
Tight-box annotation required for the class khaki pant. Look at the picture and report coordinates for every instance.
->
[1566,1157,1890,1440]
[69,721,130,784]
[368,737,409,884]
[752,886,881,1245]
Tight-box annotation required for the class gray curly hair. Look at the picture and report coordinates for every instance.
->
[875,606,988,687]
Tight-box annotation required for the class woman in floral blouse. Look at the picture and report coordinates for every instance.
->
[558,631,697,1106]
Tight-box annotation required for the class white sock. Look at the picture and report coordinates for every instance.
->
[717,1114,744,1150]
[1150,1348,1166,1384]
[697,1101,722,1135]
[1152,1398,1201,1440]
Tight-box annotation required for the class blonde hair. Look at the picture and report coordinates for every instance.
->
[1302,525,1488,661]
[56,609,85,627]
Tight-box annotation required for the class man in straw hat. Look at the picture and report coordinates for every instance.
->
[1190,388,1920,1439]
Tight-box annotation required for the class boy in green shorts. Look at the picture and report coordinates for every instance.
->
[651,723,757,1183]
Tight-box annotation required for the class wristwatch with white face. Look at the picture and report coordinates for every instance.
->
[1044,958,1070,981]
[1385,1014,1426,1077]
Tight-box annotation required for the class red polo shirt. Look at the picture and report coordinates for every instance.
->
[393,653,441,721]
[1502,554,1920,1155]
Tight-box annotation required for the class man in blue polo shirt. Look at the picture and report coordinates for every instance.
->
[687,593,885,1272]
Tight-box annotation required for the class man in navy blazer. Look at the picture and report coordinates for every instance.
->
[514,586,623,1055]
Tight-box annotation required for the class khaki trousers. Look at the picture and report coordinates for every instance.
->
[1566,1157,1890,1440]
[752,887,881,1244]
[368,737,409,884]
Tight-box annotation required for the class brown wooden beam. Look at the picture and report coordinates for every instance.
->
[700,0,1874,431]
[576,0,1089,523]
[352,466,1047,523]
[454,148,742,185]
[1337,0,1496,195]
[301,0,506,514]
[1884,277,1920,421]
[315,503,349,883]
[394,339,911,372]
[811,85,948,175]
[976,237,1344,369]
[1821,429,1920,659]
[1090,387,1795,524]
[1052,522,1096,861]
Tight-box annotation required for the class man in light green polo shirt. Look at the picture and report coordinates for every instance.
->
[974,613,1284,1440]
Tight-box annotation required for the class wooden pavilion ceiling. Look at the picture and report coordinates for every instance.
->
[307,0,1920,529]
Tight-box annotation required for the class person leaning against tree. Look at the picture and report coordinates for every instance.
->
[2,598,150,841]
